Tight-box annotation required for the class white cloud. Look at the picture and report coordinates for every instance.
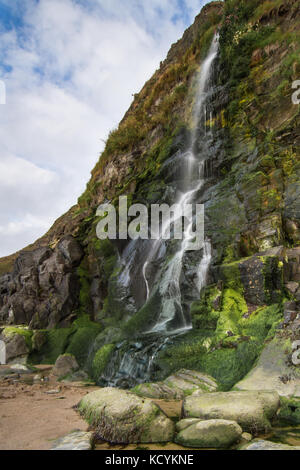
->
[0,0,210,257]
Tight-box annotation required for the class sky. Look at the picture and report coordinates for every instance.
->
[0,0,211,257]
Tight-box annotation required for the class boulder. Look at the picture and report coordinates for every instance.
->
[182,390,280,433]
[51,431,94,450]
[133,369,218,400]
[0,329,29,363]
[51,354,79,379]
[234,338,300,397]
[176,418,202,432]
[79,387,175,444]
[175,419,242,449]
[240,439,300,450]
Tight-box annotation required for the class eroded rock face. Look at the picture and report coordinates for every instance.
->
[182,390,280,433]
[79,387,175,444]
[0,236,83,329]
[133,370,218,400]
[175,419,243,449]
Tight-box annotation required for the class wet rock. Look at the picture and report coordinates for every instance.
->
[239,255,283,305]
[79,387,175,444]
[182,390,280,433]
[133,369,218,400]
[175,419,242,449]
[240,439,300,450]
[51,354,79,379]
[51,431,94,450]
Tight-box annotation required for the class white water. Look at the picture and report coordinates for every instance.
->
[143,35,218,334]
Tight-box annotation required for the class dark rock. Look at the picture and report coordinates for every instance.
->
[0,236,83,329]
[239,255,283,305]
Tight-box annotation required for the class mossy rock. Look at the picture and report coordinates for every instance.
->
[175,419,243,449]
[183,390,280,434]
[133,369,218,400]
[278,397,300,424]
[234,337,300,397]
[79,387,174,443]
[2,327,33,350]
[92,344,115,380]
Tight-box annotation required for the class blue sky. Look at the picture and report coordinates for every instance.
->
[0,0,210,257]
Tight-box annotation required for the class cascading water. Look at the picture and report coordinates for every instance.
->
[97,35,219,388]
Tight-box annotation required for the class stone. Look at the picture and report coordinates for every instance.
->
[0,330,29,363]
[133,369,218,400]
[176,418,202,432]
[285,282,299,295]
[239,255,282,305]
[182,390,280,433]
[234,338,300,397]
[10,364,31,373]
[240,439,300,450]
[32,331,47,352]
[51,354,79,379]
[175,419,242,449]
[241,433,253,442]
[51,431,94,450]
[79,387,175,444]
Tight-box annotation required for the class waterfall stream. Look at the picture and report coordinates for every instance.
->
[98,35,219,388]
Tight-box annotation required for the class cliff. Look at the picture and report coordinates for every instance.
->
[0,0,299,396]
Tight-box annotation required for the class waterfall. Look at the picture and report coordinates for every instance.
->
[98,35,219,388]
[143,34,218,334]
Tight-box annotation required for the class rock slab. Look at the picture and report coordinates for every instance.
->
[175,419,242,449]
[183,390,280,433]
[133,369,218,400]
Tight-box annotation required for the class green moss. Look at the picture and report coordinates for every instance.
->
[156,285,283,390]
[30,328,74,365]
[215,289,248,339]
[241,304,282,342]
[3,327,33,350]
[200,341,260,391]
[77,260,92,314]
[278,397,300,424]
[66,325,101,367]
[92,344,115,380]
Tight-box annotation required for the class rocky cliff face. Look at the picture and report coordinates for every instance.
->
[0,0,299,394]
